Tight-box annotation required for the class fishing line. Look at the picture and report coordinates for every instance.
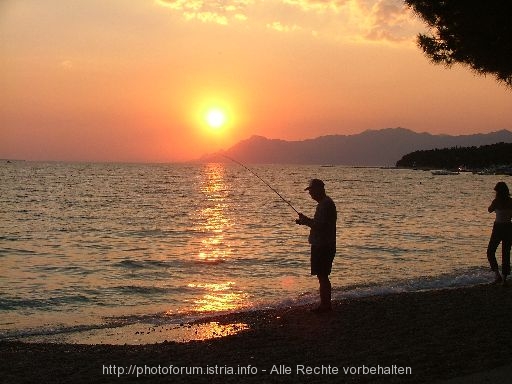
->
[221,154,300,215]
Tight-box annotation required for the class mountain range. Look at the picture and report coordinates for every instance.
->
[201,128,512,166]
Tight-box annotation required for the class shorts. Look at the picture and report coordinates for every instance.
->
[311,244,336,276]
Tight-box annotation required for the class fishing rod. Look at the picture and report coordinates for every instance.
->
[221,154,300,215]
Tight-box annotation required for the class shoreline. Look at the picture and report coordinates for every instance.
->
[0,266,493,345]
[2,284,512,383]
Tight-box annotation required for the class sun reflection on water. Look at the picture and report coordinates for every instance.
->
[187,281,249,313]
[186,164,250,314]
[187,321,248,341]
[196,163,231,263]
[21,321,250,344]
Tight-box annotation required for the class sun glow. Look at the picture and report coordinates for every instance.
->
[192,92,247,140]
[205,108,227,129]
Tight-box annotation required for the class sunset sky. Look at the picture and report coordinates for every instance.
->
[1,0,511,162]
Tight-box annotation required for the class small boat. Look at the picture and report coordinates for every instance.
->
[431,170,459,175]
[475,169,492,175]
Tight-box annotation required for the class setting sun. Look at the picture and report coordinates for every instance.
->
[205,108,227,129]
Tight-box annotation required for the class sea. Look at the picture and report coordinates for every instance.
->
[0,161,505,343]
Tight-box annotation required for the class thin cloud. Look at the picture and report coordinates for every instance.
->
[157,0,252,25]
[156,0,422,43]
[266,21,302,33]
[359,0,420,42]
[282,0,351,13]
[293,0,419,42]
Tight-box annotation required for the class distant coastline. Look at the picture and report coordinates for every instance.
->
[396,142,512,174]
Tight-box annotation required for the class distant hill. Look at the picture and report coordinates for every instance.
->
[200,128,512,166]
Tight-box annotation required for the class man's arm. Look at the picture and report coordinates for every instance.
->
[296,213,314,227]
[488,199,497,213]
[296,212,330,230]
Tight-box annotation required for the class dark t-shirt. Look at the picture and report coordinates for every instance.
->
[308,196,337,246]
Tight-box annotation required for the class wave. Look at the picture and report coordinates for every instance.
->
[192,258,227,265]
[0,247,38,255]
[115,257,228,270]
[114,259,172,269]
[0,323,118,341]
[0,295,92,311]
[35,265,93,275]
[242,266,493,311]
[337,266,491,301]
[111,285,190,295]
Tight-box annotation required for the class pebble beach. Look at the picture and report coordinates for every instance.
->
[2,284,512,383]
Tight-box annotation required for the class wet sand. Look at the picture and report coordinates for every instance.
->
[2,284,512,383]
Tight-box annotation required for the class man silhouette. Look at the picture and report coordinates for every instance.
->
[296,179,337,312]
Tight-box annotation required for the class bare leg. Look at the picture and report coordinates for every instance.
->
[502,233,511,285]
[488,228,502,283]
[317,274,332,310]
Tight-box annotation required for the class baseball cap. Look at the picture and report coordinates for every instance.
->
[305,178,325,191]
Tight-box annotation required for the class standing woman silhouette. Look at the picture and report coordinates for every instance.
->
[487,182,512,284]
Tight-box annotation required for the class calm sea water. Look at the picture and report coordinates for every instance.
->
[0,162,505,340]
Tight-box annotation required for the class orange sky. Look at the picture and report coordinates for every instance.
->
[1,0,511,162]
